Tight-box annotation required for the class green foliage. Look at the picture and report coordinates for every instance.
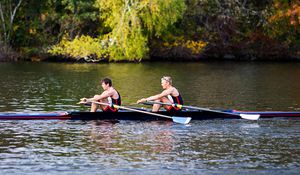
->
[48,35,108,60]
[1,0,300,61]
[57,0,100,38]
[3,0,100,48]
[94,0,186,61]
[6,0,102,60]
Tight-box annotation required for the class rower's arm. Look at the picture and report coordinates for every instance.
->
[88,91,113,102]
[146,89,172,101]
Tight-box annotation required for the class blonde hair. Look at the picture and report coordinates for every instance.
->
[161,76,172,85]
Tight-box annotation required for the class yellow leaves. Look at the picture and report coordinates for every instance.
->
[163,42,169,47]
[95,0,186,61]
[184,40,207,54]
[13,25,19,32]
[149,1,159,13]
[29,28,36,35]
[185,40,207,54]
[163,36,207,54]
[47,32,147,61]
[48,35,108,60]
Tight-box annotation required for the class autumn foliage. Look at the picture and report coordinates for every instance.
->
[1,0,299,61]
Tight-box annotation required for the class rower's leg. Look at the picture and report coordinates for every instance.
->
[161,98,173,111]
[99,99,109,111]
[90,103,98,112]
[152,99,162,112]
[90,95,102,112]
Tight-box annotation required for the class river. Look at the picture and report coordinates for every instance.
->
[0,62,299,174]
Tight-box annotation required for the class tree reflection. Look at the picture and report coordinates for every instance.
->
[88,121,175,157]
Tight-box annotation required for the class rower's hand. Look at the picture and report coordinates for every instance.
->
[137,98,147,104]
[79,98,87,104]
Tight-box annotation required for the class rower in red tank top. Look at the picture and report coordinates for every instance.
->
[137,76,183,112]
[80,78,121,112]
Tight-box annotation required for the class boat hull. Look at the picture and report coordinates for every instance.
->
[0,112,71,120]
[0,109,300,120]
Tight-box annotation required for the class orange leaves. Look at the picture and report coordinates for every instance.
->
[287,4,300,25]
[269,1,300,26]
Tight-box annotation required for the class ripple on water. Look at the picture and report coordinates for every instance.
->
[0,119,299,174]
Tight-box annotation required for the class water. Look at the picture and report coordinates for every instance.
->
[1,62,300,112]
[0,120,299,174]
[0,62,300,174]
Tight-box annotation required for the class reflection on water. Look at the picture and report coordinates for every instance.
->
[88,121,175,154]
[0,62,300,174]
[0,119,299,174]
[0,62,300,112]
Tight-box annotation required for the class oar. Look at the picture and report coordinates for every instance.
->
[142,101,260,120]
[78,101,192,124]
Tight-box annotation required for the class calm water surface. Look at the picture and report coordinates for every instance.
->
[0,62,300,174]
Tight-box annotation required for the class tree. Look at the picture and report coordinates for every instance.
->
[94,0,186,61]
[0,0,23,48]
[180,0,270,45]
[264,0,300,45]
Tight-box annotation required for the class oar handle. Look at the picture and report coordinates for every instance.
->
[142,101,183,109]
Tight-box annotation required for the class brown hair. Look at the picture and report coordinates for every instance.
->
[101,78,112,86]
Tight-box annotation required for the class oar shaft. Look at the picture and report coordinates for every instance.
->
[144,101,233,115]
[143,101,259,120]
[93,101,172,119]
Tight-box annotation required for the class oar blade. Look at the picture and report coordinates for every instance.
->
[240,114,260,120]
[172,116,192,124]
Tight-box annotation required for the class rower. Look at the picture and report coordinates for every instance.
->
[80,78,121,112]
[137,76,183,112]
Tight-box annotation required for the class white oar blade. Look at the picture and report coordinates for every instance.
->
[172,116,192,124]
[240,114,260,120]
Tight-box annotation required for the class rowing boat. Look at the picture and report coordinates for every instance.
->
[0,109,299,120]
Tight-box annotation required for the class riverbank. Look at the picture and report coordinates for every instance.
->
[1,41,299,62]
[1,48,299,63]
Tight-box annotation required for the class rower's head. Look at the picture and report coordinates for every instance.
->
[161,76,172,89]
[101,78,112,90]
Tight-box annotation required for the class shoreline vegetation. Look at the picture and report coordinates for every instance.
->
[0,0,299,63]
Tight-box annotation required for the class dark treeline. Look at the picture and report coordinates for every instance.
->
[0,0,299,62]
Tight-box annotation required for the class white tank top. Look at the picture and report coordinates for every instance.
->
[167,95,174,103]
[107,97,112,104]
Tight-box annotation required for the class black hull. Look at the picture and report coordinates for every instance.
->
[69,110,240,121]
[0,109,300,120]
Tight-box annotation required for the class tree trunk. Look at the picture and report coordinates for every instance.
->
[0,0,22,46]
